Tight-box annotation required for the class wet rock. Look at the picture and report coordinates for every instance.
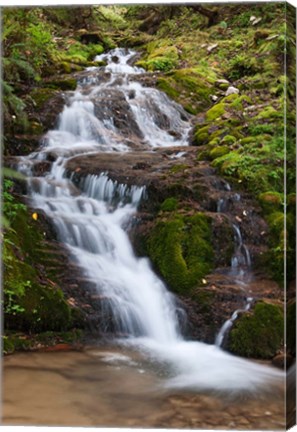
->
[91,88,144,140]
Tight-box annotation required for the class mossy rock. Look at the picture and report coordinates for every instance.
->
[146,213,213,293]
[58,61,85,73]
[160,197,178,212]
[193,125,209,146]
[221,135,237,145]
[209,145,229,160]
[205,103,226,121]
[141,46,179,72]
[228,301,284,359]
[240,136,256,145]
[157,68,214,113]
[223,93,239,103]
[46,78,77,91]
[29,88,59,110]
[256,106,280,120]
[2,329,83,355]
[4,206,73,333]
[157,77,179,99]
[258,191,283,213]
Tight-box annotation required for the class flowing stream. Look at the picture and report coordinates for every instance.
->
[18,48,282,393]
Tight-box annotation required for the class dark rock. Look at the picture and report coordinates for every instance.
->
[272,353,294,369]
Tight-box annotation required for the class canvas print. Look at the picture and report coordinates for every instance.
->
[2,2,296,429]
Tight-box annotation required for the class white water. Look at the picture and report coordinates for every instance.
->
[22,48,282,392]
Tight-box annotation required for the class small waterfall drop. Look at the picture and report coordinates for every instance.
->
[19,48,281,392]
[215,190,254,347]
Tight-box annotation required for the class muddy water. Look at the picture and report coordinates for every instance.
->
[3,347,285,429]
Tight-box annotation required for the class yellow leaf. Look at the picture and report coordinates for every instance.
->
[32,212,38,220]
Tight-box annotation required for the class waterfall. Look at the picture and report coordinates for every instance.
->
[20,48,282,392]
[215,191,254,347]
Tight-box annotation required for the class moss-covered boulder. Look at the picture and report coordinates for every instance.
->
[146,213,213,293]
[205,103,226,121]
[157,67,215,114]
[138,45,179,72]
[227,301,284,359]
[209,145,229,160]
[3,206,74,333]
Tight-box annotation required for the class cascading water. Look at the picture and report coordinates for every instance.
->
[215,190,254,347]
[20,48,282,392]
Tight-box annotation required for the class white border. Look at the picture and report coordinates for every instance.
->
[1,1,296,432]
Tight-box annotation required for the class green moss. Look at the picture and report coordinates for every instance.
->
[209,145,229,160]
[223,93,239,103]
[62,42,104,64]
[46,78,77,91]
[221,135,236,145]
[256,106,280,120]
[160,197,178,212]
[262,210,295,285]
[206,103,226,121]
[147,57,177,72]
[141,46,179,72]
[248,123,275,136]
[29,87,58,110]
[157,67,214,113]
[172,69,213,106]
[240,137,256,145]
[157,77,180,99]
[193,125,209,146]
[147,213,213,293]
[228,301,284,359]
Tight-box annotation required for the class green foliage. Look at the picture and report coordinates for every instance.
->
[147,213,213,293]
[228,54,260,80]
[3,176,26,226]
[248,123,274,136]
[228,301,284,359]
